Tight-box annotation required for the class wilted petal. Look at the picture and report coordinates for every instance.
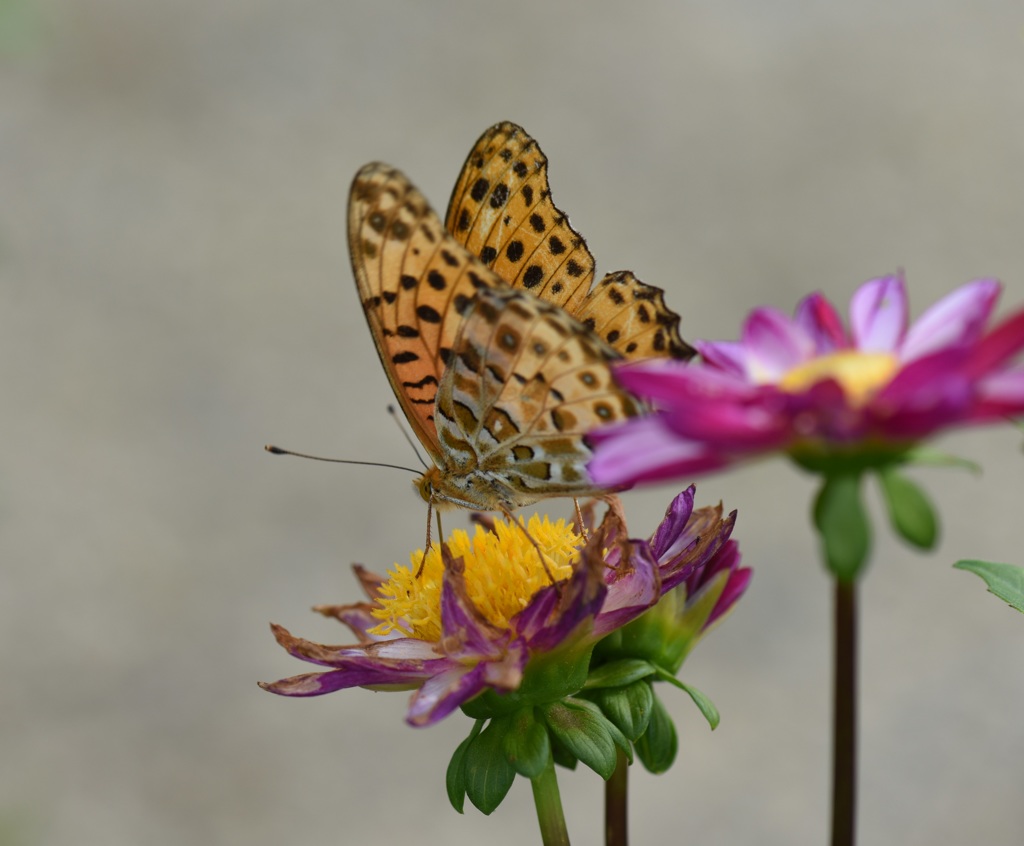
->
[661,509,736,594]
[648,486,696,561]
[900,278,1001,362]
[439,553,509,658]
[850,275,907,353]
[591,541,662,638]
[313,602,399,643]
[406,664,492,727]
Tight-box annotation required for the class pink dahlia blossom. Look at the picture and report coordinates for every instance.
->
[589,275,1024,486]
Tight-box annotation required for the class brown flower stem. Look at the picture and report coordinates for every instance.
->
[532,756,571,846]
[832,578,857,846]
[604,747,629,846]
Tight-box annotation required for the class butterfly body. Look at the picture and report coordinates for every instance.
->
[348,123,688,514]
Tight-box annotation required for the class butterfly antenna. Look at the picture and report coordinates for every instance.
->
[264,445,420,475]
[387,404,428,469]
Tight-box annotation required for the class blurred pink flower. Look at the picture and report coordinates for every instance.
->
[590,275,1024,486]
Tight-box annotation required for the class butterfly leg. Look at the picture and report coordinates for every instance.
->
[416,499,435,578]
[572,497,589,542]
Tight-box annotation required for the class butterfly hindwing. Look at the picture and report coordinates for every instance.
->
[576,270,695,360]
[434,286,644,507]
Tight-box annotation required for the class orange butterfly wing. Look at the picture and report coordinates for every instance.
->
[446,122,694,361]
[348,163,506,461]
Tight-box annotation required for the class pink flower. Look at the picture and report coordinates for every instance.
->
[259,492,744,728]
[589,275,1024,486]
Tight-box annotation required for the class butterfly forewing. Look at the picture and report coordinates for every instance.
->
[433,287,644,508]
[445,122,596,313]
[446,122,694,363]
[348,163,506,460]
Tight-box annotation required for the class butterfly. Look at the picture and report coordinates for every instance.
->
[348,122,692,515]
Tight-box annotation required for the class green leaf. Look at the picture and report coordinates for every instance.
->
[587,681,654,741]
[652,668,719,730]
[813,473,871,582]
[542,698,629,780]
[954,560,1024,613]
[583,658,656,690]
[446,720,484,813]
[634,692,678,774]
[878,467,939,550]
[502,708,551,779]
[463,717,517,815]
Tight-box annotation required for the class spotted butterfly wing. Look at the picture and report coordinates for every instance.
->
[446,121,695,361]
[427,286,643,510]
[348,162,505,463]
[349,162,642,511]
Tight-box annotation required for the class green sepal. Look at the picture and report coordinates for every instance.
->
[954,560,1024,613]
[583,658,656,690]
[584,680,654,741]
[878,467,939,550]
[549,732,579,770]
[653,667,720,730]
[541,697,631,780]
[902,446,982,474]
[813,472,871,582]
[501,707,552,779]
[462,717,517,815]
[446,719,484,813]
[461,642,594,720]
[634,691,678,774]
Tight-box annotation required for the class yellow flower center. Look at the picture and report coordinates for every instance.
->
[777,351,899,406]
[369,515,581,642]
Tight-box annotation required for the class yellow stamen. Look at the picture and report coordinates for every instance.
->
[369,515,581,642]
[778,351,899,406]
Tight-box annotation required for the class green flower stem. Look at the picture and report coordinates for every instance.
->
[531,755,571,846]
[832,578,857,846]
[604,747,629,846]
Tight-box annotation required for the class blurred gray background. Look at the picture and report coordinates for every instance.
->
[3,1,1023,844]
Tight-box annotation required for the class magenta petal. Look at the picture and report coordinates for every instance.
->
[260,658,442,696]
[706,564,752,629]
[973,370,1024,418]
[741,307,814,379]
[518,557,606,652]
[592,543,662,638]
[648,486,697,561]
[439,576,505,657]
[900,278,1001,362]
[406,664,490,726]
[963,307,1024,376]
[260,669,366,697]
[795,291,848,353]
[661,385,793,449]
[588,417,731,486]
[850,275,907,353]
[694,340,749,376]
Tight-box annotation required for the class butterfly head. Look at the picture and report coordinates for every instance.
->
[415,468,438,505]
